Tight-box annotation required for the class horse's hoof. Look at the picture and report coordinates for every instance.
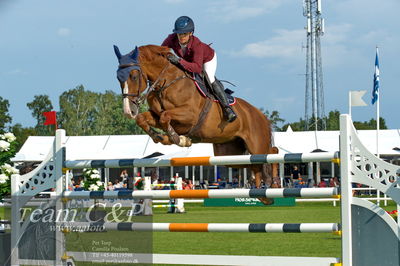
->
[178,136,192,147]
[258,197,274,206]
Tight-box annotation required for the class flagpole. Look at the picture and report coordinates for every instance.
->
[376,90,380,158]
[348,91,352,117]
[375,46,380,158]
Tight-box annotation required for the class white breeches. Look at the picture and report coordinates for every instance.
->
[203,52,217,83]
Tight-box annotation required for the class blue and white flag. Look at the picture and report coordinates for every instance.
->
[371,48,380,105]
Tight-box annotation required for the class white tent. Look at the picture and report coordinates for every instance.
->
[273,129,400,158]
[12,135,214,162]
[12,128,400,162]
[12,130,400,185]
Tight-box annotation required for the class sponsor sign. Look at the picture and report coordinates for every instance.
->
[204,197,295,207]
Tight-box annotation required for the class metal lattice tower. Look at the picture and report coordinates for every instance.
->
[303,0,325,130]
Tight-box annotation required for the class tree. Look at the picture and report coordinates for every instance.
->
[353,117,387,130]
[260,108,285,131]
[58,85,97,136]
[92,91,145,135]
[58,85,145,136]
[282,111,388,132]
[26,95,54,135]
[0,97,12,133]
[324,110,341,131]
[282,118,307,132]
[10,124,37,151]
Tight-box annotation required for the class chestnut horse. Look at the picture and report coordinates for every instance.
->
[114,45,278,201]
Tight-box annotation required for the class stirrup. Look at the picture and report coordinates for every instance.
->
[224,107,237,122]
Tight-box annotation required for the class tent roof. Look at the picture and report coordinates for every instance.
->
[273,129,400,156]
[12,129,400,162]
[12,135,213,162]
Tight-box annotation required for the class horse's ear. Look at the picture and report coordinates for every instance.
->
[114,45,122,60]
[131,46,139,61]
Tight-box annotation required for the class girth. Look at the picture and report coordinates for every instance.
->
[185,98,212,141]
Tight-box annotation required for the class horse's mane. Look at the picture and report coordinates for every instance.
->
[139,44,186,76]
[139,45,171,61]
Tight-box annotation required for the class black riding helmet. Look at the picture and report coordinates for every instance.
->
[173,16,194,34]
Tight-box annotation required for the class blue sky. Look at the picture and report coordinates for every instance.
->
[1,0,399,129]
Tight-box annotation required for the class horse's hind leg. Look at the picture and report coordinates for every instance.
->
[243,137,277,205]
[248,164,274,205]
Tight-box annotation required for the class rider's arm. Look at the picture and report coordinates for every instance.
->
[179,43,204,73]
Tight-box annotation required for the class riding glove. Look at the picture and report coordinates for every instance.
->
[167,54,181,65]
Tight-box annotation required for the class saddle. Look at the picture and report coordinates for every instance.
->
[192,73,236,106]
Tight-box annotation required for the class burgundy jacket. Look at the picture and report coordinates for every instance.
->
[162,34,215,74]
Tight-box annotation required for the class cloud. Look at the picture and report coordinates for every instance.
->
[164,0,185,3]
[323,23,352,45]
[2,69,28,75]
[57,27,71,37]
[234,29,305,59]
[321,23,368,68]
[208,0,286,22]
[274,97,296,104]
[232,23,366,68]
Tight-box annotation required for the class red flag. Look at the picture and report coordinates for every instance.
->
[43,111,57,126]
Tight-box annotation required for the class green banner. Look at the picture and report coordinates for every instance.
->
[204,197,295,207]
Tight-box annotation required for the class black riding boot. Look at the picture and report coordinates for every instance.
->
[211,80,237,122]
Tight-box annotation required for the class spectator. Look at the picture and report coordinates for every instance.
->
[107,182,114,191]
[329,176,340,187]
[284,175,292,187]
[151,169,158,183]
[232,177,239,188]
[271,177,281,188]
[120,169,128,184]
[183,180,194,190]
[318,179,328,187]
[68,178,75,191]
[291,166,301,181]
[217,178,226,189]
[352,182,362,196]
[113,179,122,189]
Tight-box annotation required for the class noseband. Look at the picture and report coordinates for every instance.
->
[118,61,171,103]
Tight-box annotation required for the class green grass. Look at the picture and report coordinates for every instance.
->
[65,202,342,258]
[153,203,342,257]
[7,201,399,266]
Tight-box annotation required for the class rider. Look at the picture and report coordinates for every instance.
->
[162,16,237,123]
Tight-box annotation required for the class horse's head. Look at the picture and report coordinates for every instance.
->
[113,45,147,119]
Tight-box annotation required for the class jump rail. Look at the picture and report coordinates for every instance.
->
[63,152,339,169]
[151,184,178,187]
[152,204,177,208]
[61,222,340,233]
[63,187,338,199]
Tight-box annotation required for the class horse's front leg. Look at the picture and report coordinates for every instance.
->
[135,111,174,145]
[158,108,194,147]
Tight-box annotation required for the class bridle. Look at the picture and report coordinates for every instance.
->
[118,63,146,98]
[118,57,191,108]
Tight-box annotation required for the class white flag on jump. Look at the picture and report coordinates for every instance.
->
[350,90,367,107]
